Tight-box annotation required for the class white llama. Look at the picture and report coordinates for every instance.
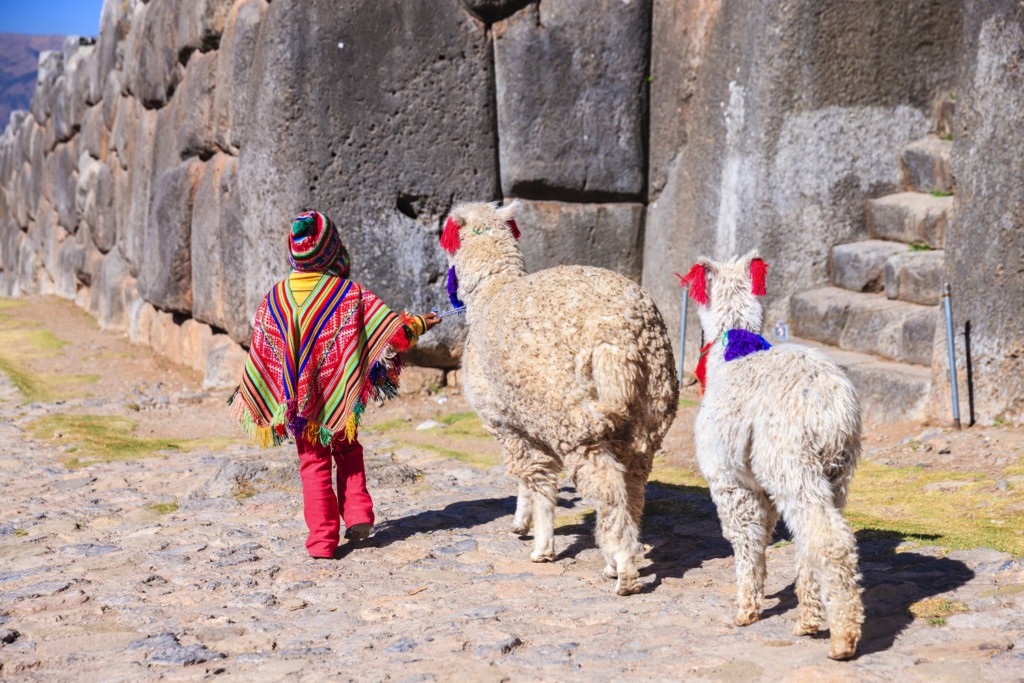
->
[679,253,864,659]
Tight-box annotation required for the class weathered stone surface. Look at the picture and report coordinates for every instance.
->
[150,309,183,365]
[139,159,202,313]
[60,38,95,138]
[832,240,910,293]
[190,154,248,342]
[512,200,644,279]
[204,334,247,389]
[867,192,952,249]
[124,0,182,107]
[79,105,109,162]
[942,2,1024,424]
[92,0,133,103]
[460,0,532,23]
[791,286,937,366]
[177,0,233,57]
[900,138,954,194]
[117,104,158,274]
[180,318,214,373]
[30,50,64,127]
[128,296,157,346]
[172,50,218,160]
[885,250,944,306]
[494,0,651,199]
[643,0,960,367]
[43,140,80,231]
[240,0,499,367]
[75,154,116,253]
[212,0,268,153]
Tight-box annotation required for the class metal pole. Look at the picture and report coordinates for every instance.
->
[942,283,961,430]
[677,286,689,385]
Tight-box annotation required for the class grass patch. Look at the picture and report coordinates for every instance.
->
[0,299,27,311]
[649,458,709,496]
[908,243,933,252]
[0,314,99,403]
[555,509,595,535]
[929,190,953,198]
[233,480,257,500]
[909,597,968,626]
[145,501,179,515]
[28,414,229,469]
[845,460,1024,556]
[402,441,502,469]
[437,412,492,439]
[369,417,411,433]
[678,397,700,408]
[13,528,28,537]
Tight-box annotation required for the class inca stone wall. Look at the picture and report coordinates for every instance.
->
[0,0,1021,421]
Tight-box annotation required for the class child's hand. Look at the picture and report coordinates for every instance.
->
[422,312,442,329]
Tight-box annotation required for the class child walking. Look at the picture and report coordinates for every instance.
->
[229,210,440,558]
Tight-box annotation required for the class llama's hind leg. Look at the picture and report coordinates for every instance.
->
[511,480,533,536]
[787,503,863,660]
[710,483,774,625]
[568,445,640,596]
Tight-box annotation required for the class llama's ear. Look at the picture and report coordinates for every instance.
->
[496,201,521,239]
[440,213,462,254]
[749,256,768,297]
[675,258,712,306]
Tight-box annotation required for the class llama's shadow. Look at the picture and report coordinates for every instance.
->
[756,529,974,656]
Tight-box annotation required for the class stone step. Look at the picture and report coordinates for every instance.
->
[884,249,944,306]
[900,137,954,194]
[866,192,952,249]
[790,287,937,366]
[782,337,932,424]
[832,240,910,292]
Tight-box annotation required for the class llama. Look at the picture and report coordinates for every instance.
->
[441,201,678,595]
[678,253,864,660]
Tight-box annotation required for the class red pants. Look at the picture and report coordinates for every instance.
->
[296,435,374,558]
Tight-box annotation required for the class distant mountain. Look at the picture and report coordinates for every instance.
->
[0,34,65,128]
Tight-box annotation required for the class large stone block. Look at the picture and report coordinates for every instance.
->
[884,250,944,306]
[43,141,80,231]
[867,192,952,249]
[124,0,182,107]
[177,0,234,57]
[60,38,95,137]
[942,2,1024,423]
[139,159,203,313]
[831,240,909,293]
[80,104,110,162]
[239,0,499,367]
[512,200,644,279]
[172,50,219,159]
[75,154,116,253]
[92,0,134,102]
[900,138,954,194]
[494,0,651,199]
[212,0,268,153]
[117,105,158,273]
[30,50,64,126]
[643,0,960,361]
[203,334,248,390]
[191,154,250,342]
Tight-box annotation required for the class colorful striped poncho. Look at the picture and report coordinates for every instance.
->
[229,273,418,447]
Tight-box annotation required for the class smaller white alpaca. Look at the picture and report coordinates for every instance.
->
[679,253,864,660]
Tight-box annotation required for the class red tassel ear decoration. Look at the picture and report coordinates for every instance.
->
[440,216,461,254]
[507,218,520,240]
[676,263,708,306]
[750,258,768,296]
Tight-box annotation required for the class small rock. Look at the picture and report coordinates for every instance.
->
[384,637,418,654]
[415,419,442,431]
[0,628,20,645]
[281,598,308,611]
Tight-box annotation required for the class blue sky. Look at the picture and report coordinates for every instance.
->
[0,1,106,37]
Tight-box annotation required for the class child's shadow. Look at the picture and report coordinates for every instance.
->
[334,495,519,558]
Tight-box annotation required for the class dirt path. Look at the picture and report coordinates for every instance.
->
[1,297,1023,681]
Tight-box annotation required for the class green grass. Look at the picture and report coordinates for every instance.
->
[438,412,491,439]
[678,397,700,408]
[368,417,412,432]
[145,501,179,515]
[28,414,231,469]
[910,597,968,627]
[0,312,99,403]
[908,242,933,252]
[13,528,28,537]
[929,190,954,198]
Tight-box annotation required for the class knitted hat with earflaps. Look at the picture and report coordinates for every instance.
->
[289,211,351,278]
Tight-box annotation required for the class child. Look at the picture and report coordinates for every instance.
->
[229,210,440,558]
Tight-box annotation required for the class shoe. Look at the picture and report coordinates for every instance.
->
[344,523,372,541]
